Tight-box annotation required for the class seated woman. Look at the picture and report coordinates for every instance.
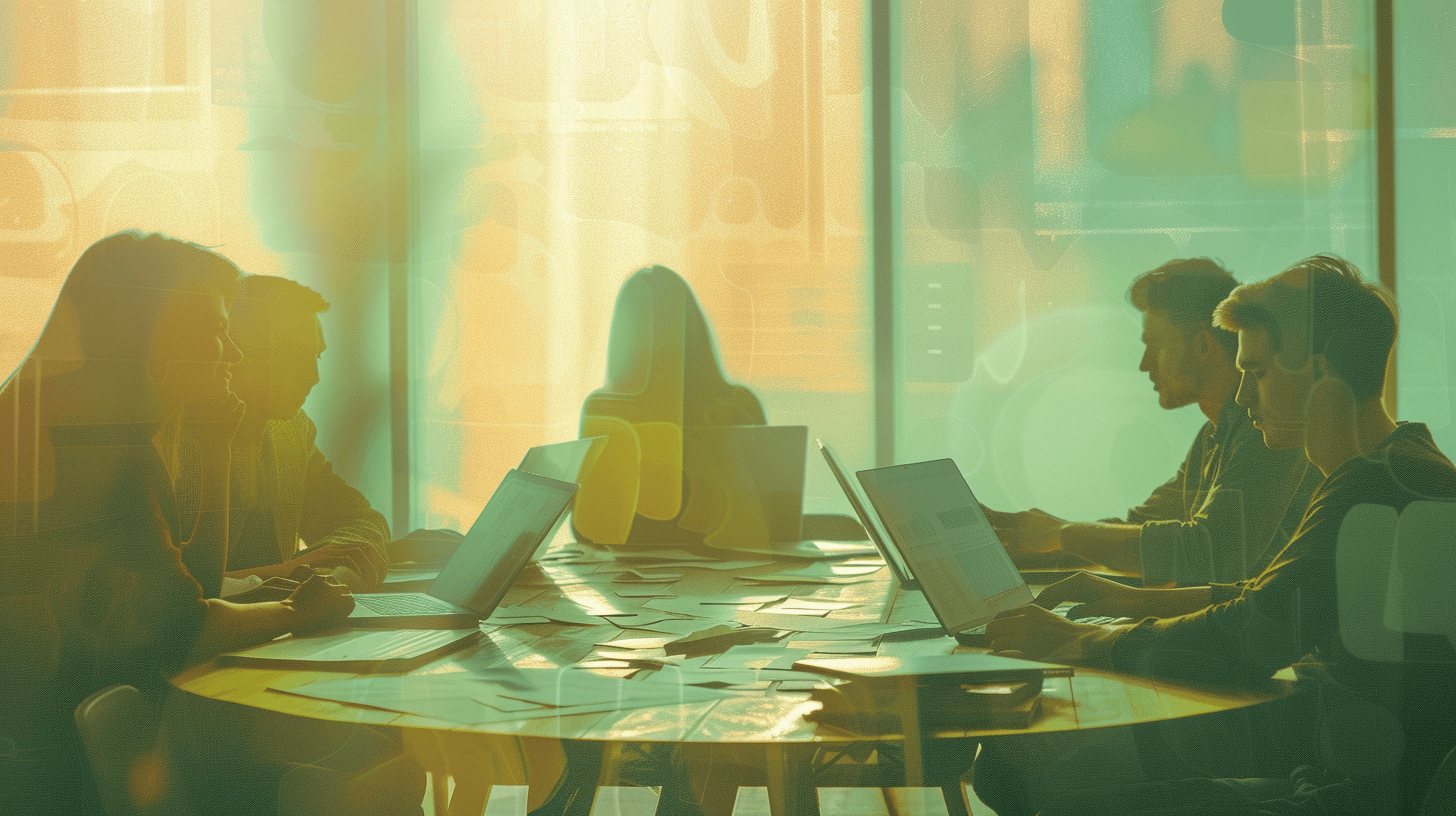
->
[575,265,767,546]
[0,232,396,816]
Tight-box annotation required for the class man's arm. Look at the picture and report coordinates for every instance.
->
[188,574,354,662]
[1139,419,1318,586]
[987,429,1202,575]
[293,414,390,587]
[984,509,1145,575]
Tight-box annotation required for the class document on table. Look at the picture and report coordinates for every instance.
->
[283,667,732,723]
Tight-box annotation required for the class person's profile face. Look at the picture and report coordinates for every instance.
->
[147,289,242,412]
[1233,326,1314,451]
[268,316,324,419]
[231,313,323,420]
[1138,310,1200,410]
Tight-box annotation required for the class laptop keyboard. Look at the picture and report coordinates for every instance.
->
[355,594,461,616]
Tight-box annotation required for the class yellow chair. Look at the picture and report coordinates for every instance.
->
[575,266,766,546]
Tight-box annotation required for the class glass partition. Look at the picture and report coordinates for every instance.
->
[892,0,1381,521]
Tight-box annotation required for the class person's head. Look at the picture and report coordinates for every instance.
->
[1128,258,1240,410]
[226,275,329,420]
[1213,254,1396,450]
[55,231,243,415]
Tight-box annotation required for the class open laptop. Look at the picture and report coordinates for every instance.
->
[816,439,917,589]
[347,469,577,628]
[856,458,1125,646]
[519,436,607,483]
[381,438,605,586]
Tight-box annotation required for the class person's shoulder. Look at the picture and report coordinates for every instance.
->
[1383,422,1456,497]
[1326,423,1456,506]
[263,410,318,446]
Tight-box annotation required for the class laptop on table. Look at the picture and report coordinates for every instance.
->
[347,469,577,628]
[855,458,1125,646]
[381,437,604,586]
[816,439,917,589]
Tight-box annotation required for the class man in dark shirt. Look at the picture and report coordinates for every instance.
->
[161,274,389,594]
[985,255,1456,814]
[988,258,1319,585]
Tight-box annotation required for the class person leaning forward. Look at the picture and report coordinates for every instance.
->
[985,258,1321,586]
[156,274,390,597]
[980,255,1456,816]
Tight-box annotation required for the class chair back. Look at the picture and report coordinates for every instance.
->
[74,684,188,816]
[1337,500,1456,661]
[575,266,768,545]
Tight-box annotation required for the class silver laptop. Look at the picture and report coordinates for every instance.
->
[347,470,577,628]
[856,459,1035,645]
[817,439,917,589]
[519,436,607,483]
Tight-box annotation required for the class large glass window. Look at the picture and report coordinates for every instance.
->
[2,1,1451,535]
[893,0,1382,521]
[412,1,872,530]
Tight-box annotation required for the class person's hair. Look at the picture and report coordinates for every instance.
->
[1128,258,1240,358]
[227,274,330,351]
[1212,254,1396,403]
[60,231,242,360]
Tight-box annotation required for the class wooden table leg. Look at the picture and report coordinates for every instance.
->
[764,742,817,816]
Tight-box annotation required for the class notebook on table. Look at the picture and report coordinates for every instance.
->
[347,469,577,628]
[855,458,1128,646]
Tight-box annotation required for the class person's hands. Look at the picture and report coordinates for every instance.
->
[984,604,1117,664]
[1031,571,1147,618]
[282,574,354,634]
[225,576,300,604]
[279,542,386,591]
[982,505,1068,557]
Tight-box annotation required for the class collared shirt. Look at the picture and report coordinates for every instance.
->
[1128,398,1320,585]
[161,410,390,576]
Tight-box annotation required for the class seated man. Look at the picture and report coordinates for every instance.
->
[161,274,389,593]
[986,258,1320,585]
[983,255,1456,815]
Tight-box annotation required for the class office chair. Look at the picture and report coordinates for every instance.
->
[1335,500,1456,813]
[74,684,189,816]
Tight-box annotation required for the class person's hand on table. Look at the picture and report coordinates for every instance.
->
[1032,571,1214,620]
[1032,571,1146,618]
[280,542,386,591]
[282,574,354,634]
[984,604,1120,665]
[981,504,1068,559]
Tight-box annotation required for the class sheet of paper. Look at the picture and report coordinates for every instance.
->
[786,639,879,655]
[730,611,870,632]
[702,645,813,671]
[221,629,477,664]
[696,593,788,605]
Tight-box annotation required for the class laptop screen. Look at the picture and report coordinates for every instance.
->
[518,436,606,483]
[816,439,916,587]
[429,469,578,615]
[856,459,1031,634]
